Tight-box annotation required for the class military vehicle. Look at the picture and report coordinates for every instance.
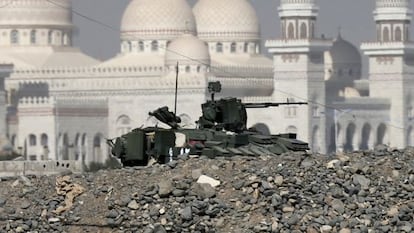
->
[107,82,309,166]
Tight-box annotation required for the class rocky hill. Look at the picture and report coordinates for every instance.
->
[0,147,414,233]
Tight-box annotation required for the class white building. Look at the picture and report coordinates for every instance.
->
[0,0,413,164]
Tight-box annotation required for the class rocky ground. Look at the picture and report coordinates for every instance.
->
[1,146,414,233]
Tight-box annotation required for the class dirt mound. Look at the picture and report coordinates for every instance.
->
[1,148,414,232]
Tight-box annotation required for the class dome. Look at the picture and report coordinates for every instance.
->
[121,0,196,41]
[327,34,361,64]
[193,0,259,41]
[0,0,72,27]
[165,34,210,66]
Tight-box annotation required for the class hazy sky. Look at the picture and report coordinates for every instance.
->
[70,0,413,60]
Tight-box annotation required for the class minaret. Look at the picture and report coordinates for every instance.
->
[374,0,411,42]
[361,0,414,148]
[265,0,332,153]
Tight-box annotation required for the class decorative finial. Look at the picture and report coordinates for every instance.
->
[338,26,342,37]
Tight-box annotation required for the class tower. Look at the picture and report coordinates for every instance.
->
[265,0,332,153]
[361,0,414,148]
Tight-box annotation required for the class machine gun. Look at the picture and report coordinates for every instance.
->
[198,82,307,133]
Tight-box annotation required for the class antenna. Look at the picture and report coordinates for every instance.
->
[174,62,179,115]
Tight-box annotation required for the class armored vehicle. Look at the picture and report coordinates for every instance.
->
[107,82,309,166]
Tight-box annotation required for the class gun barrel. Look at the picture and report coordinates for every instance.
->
[244,102,308,108]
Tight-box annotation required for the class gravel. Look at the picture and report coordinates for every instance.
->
[0,147,414,232]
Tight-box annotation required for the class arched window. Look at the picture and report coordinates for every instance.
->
[93,135,101,148]
[185,66,191,73]
[196,66,201,73]
[287,23,295,39]
[116,115,132,135]
[29,134,36,146]
[62,32,68,45]
[139,41,144,51]
[30,30,36,44]
[127,41,132,52]
[230,42,236,53]
[383,27,390,42]
[40,134,48,147]
[395,27,402,42]
[11,135,16,147]
[216,42,223,53]
[344,123,356,152]
[300,22,307,39]
[377,124,387,145]
[151,40,158,51]
[48,30,53,44]
[244,43,249,53]
[10,30,19,44]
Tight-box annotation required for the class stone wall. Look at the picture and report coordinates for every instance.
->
[0,160,84,177]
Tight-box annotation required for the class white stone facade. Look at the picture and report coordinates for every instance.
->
[1,0,414,163]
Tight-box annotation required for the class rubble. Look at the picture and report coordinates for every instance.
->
[0,148,413,232]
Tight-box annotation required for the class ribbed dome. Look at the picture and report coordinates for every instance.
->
[0,0,72,27]
[327,34,361,64]
[121,0,196,41]
[165,34,210,66]
[193,0,259,41]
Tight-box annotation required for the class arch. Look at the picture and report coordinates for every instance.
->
[300,22,307,39]
[287,22,295,39]
[407,126,413,147]
[62,32,68,45]
[139,41,144,51]
[311,126,320,153]
[74,133,81,161]
[48,30,53,44]
[40,134,49,160]
[10,30,19,44]
[81,133,87,162]
[116,115,132,135]
[230,42,236,53]
[151,40,158,51]
[93,133,105,163]
[30,30,36,44]
[40,133,48,146]
[251,123,271,135]
[395,26,402,41]
[359,123,371,150]
[185,66,191,73]
[62,133,69,160]
[286,125,298,134]
[29,134,36,146]
[383,27,390,42]
[216,42,223,53]
[377,123,387,145]
[344,123,356,152]
[127,41,132,52]
[328,124,336,154]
